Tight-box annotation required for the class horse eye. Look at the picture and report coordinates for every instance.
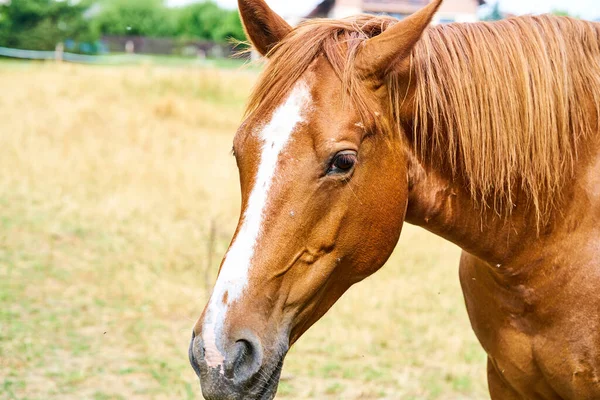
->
[328,151,357,175]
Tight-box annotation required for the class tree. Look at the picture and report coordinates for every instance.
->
[94,0,177,37]
[175,1,245,42]
[0,0,248,52]
[0,0,98,51]
[212,9,245,43]
[481,1,503,21]
[551,9,577,18]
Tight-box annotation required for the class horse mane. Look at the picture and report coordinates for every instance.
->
[246,15,600,221]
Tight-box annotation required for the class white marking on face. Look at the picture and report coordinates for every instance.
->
[201,81,312,369]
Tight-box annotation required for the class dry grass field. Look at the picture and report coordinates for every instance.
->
[0,62,488,399]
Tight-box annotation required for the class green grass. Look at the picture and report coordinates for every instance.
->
[0,54,253,69]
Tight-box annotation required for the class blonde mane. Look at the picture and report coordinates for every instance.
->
[246,15,600,220]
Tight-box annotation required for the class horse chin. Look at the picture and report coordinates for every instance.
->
[250,356,285,400]
[253,361,283,400]
[198,352,285,400]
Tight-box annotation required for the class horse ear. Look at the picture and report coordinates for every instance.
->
[356,0,443,79]
[238,0,292,56]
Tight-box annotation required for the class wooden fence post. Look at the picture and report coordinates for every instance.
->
[55,42,64,62]
[125,40,135,54]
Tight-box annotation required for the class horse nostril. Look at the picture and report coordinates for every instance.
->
[188,332,203,378]
[224,338,262,382]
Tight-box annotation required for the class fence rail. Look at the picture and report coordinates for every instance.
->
[0,45,154,64]
[0,46,57,60]
[0,45,244,66]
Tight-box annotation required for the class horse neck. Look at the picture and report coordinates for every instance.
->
[395,17,600,267]
[392,75,536,263]
[402,127,600,267]
[403,148,539,265]
[394,73,600,266]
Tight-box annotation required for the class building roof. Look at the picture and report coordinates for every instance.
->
[306,0,336,18]
[307,0,486,18]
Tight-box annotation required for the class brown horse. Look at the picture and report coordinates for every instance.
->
[189,0,600,398]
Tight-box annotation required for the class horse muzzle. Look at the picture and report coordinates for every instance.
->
[189,331,285,400]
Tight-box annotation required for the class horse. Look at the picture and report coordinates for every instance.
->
[189,0,600,398]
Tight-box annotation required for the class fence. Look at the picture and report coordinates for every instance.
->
[101,35,239,58]
[0,45,137,64]
[0,46,250,67]
[0,37,246,65]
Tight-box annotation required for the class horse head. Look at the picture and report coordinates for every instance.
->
[190,1,443,398]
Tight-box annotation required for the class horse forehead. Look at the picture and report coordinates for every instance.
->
[234,59,343,148]
[235,96,317,152]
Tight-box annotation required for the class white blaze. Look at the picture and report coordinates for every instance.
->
[202,81,312,368]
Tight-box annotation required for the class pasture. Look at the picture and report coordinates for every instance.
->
[0,62,488,399]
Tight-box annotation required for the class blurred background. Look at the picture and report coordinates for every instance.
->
[0,0,597,62]
[1,1,598,400]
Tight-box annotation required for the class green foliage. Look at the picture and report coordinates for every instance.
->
[551,9,577,18]
[175,2,222,40]
[0,0,247,52]
[481,1,503,21]
[174,1,245,42]
[94,0,177,37]
[94,0,245,42]
[0,0,99,51]
[90,0,246,42]
[213,8,246,42]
